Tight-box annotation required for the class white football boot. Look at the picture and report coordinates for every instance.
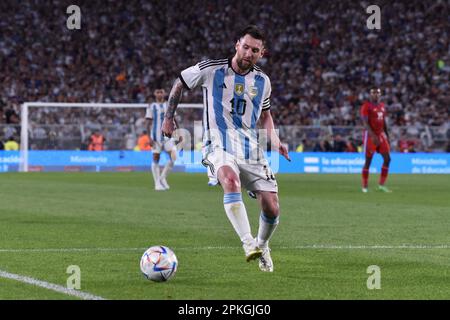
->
[155,182,166,191]
[160,177,170,190]
[259,247,274,272]
[242,240,262,262]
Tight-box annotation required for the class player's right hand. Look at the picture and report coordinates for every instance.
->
[148,137,154,147]
[279,143,291,162]
[161,118,175,138]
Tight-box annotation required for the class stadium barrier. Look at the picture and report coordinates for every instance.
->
[1,151,449,174]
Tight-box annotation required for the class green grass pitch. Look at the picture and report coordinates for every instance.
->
[0,172,449,299]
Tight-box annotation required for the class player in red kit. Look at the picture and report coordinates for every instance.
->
[360,88,392,193]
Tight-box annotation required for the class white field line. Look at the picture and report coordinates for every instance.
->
[0,270,106,300]
[0,244,449,253]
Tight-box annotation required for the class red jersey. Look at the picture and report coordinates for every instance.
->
[360,101,386,135]
[398,139,409,153]
[88,134,105,151]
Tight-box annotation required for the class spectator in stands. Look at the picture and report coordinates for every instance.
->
[5,108,19,125]
[0,105,4,124]
[46,130,58,150]
[332,134,347,152]
[137,130,151,151]
[313,136,332,152]
[4,136,19,151]
[3,106,20,137]
[125,131,136,150]
[398,134,410,153]
[408,141,417,153]
[345,138,358,153]
[295,139,306,152]
[88,130,106,151]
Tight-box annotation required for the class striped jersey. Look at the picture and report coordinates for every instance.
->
[145,102,167,143]
[180,58,271,160]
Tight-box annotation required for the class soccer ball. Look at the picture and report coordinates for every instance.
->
[140,246,178,282]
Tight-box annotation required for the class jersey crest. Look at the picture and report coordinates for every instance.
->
[234,83,244,96]
[377,112,383,120]
[248,86,258,99]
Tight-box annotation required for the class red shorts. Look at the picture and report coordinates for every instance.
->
[363,131,390,157]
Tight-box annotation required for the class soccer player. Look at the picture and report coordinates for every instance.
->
[360,88,392,193]
[162,25,290,272]
[146,88,179,191]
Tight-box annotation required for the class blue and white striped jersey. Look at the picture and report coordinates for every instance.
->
[145,102,167,143]
[180,58,271,160]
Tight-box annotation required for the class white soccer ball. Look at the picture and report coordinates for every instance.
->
[140,246,178,282]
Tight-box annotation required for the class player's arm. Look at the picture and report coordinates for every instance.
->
[259,110,291,161]
[145,105,154,145]
[146,118,154,145]
[383,118,390,143]
[162,61,208,137]
[360,102,380,146]
[361,115,379,146]
[162,78,184,138]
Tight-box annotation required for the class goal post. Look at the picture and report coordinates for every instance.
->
[19,102,203,172]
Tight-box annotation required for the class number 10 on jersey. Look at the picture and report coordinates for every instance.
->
[230,98,247,116]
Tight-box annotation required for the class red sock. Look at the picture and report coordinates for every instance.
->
[379,166,389,185]
[362,168,369,188]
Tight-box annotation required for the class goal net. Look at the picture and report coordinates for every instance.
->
[19,102,204,172]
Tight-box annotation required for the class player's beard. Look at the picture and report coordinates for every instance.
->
[237,57,253,72]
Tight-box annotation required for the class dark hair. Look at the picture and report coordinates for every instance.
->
[238,25,266,46]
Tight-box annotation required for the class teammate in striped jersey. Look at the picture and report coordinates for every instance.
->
[145,88,179,191]
[162,25,290,272]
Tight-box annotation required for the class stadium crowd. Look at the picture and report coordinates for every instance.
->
[0,0,448,151]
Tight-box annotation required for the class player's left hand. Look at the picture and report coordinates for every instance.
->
[279,143,291,162]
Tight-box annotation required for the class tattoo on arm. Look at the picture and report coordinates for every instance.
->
[165,78,184,119]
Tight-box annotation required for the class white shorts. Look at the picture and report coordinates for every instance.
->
[202,148,278,193]
[152,139,177,154]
